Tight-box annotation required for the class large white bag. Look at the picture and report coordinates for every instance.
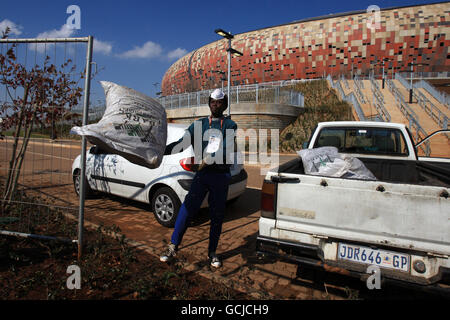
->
[297,147,377,180]
[70,81,167,169]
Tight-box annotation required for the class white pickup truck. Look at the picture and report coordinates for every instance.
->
[257,121,450,286]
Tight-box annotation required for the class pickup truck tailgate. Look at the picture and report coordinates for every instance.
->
[274,173,450,256]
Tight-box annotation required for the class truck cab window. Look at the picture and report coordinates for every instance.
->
[314,127,408,156]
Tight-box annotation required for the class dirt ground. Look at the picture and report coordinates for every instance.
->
[0,218,252,300]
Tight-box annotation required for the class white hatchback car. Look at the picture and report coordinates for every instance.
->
[72,123,247,227]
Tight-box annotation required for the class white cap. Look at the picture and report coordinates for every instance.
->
[210,88,225,100]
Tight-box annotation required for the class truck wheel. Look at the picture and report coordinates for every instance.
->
[73,169,94,198]
[151,187,181,228]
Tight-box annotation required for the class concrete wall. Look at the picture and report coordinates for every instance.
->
[166,103,303,132]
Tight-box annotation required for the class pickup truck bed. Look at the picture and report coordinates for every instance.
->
[278,156,450,187]
[259,155,450,285]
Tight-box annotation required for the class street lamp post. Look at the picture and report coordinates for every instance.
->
[408,62,429,103]
[153,82,160,97]
[381,58,391,89]
[372,58,391,89]
[215,28,243,116]
[213,70,226,91]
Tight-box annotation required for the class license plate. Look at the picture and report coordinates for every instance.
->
[338,243,410,272]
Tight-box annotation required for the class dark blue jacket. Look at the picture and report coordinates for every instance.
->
[165,116,237,172]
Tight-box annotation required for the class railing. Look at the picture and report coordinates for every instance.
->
[158,82,305,109]
[354,75,365,89]
[370,77,391,122]
[414,80,450,108]
[341,75,350,90]
[328,75,366,121]
[395,73,412,90]
[386,79,431,155]
[397,71,450,79]
[414,90,449,130]
[353,75,367,104]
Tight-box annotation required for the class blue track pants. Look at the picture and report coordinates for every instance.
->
[171,169,231,255]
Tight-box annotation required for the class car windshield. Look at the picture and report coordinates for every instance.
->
[314,127,409,156]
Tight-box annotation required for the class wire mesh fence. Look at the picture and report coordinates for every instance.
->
[0,37,93,250]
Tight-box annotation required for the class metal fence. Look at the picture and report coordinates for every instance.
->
[158,81,305,109]
[386,78,431,156]
[327,75,367,121]
[0,37,93,257]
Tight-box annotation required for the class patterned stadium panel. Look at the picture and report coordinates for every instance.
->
[161,3,450,96]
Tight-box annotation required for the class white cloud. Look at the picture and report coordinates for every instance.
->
[119,41,163,59]
[36,24,76,39]
[167,48,188,61]
[118,41,187,61]
[31,25,76,53]
[0,19,23,36]
[94,39,113,55]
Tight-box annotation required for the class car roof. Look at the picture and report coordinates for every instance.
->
[167,122,189,143]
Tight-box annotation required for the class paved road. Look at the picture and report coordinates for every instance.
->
[1,138,447,299]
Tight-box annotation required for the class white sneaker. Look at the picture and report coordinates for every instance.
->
[160,243,177,263]
[209,254,222,268]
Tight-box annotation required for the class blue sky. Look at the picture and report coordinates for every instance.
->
[1,0,437,103]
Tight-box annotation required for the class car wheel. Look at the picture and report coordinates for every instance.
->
[151,187,181,228]
[73,169,94,198]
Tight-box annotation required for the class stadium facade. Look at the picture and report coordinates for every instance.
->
[161,2,450,96]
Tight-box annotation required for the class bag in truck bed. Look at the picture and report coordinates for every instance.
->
[297,146,377,180]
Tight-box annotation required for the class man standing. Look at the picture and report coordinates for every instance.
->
[160,88,237,268]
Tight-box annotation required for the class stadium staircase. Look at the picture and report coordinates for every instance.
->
[329,75,449,158]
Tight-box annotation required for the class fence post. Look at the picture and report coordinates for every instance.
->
[256,84,259,104]
[78,35,94,260]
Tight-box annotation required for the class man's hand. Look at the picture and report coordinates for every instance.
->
[198,153,213,171]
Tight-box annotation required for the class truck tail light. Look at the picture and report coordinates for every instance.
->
[261,180,276,219]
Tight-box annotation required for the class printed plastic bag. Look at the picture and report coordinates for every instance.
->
[297,147,341,174]
[340,155,377,181]
[70,81,167,169]
[297,147,377,180]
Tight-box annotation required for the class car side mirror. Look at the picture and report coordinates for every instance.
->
[90,146,102,154]
[302,142,308,149]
